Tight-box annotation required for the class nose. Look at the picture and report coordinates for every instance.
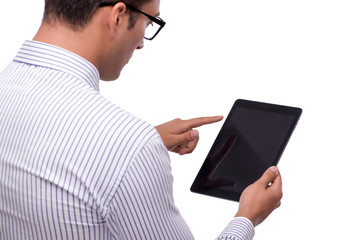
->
[137,39,144,49]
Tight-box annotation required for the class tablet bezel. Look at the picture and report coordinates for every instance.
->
[190,99,302,202]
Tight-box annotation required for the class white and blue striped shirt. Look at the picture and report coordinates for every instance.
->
[0,40,255,240]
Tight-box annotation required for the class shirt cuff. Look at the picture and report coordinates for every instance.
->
[216,217,255,240]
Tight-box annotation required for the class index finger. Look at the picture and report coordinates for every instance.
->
[181,116,223,131]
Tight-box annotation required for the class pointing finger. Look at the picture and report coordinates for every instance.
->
[180,116,223,131]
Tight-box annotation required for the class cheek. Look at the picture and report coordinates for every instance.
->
[132,24,146,49]
[137,20,148,42]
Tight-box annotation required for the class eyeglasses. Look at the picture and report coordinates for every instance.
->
[98,1,166,40]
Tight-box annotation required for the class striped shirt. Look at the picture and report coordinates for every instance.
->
[0,40,255,240]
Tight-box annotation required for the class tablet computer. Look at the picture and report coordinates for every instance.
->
[190,99,302,201]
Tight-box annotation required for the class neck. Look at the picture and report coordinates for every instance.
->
[33,20,104,70]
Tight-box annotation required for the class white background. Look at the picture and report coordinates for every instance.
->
[1,0,360,239]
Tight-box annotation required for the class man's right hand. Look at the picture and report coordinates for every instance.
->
[235,166,283,227]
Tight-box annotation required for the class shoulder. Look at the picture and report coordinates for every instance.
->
[87,96,168,210]
[91,95,160,153]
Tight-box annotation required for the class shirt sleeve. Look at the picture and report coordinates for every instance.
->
[105,136,195,239]
[216,217,255,240]
[105,134,254,240]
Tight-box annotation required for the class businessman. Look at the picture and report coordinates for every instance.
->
[0,0,282,239]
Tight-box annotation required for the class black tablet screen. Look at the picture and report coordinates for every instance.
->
[191,99,301,201]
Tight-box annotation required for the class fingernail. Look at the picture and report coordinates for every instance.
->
[191,130,199,140]
[270,166,279,174]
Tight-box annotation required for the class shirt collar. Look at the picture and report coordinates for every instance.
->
[14,40,100,92]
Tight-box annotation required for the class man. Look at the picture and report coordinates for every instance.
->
[0,0,282,239]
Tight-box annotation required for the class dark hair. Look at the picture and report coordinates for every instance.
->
[43,0,152,30]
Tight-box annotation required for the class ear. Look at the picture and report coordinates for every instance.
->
[109,2,127,38]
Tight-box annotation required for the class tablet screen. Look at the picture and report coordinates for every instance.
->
[191,99,302,201]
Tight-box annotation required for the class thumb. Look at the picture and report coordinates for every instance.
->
[258,166,279,187]
[177,129,199,145]
[169,129,199,150]
[182,129,199,142]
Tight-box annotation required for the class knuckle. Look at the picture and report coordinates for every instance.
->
[172,118,182,123]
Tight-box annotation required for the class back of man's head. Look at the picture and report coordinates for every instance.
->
[43,0,152,30]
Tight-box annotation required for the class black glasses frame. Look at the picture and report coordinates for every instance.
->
[98,1,166,40]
